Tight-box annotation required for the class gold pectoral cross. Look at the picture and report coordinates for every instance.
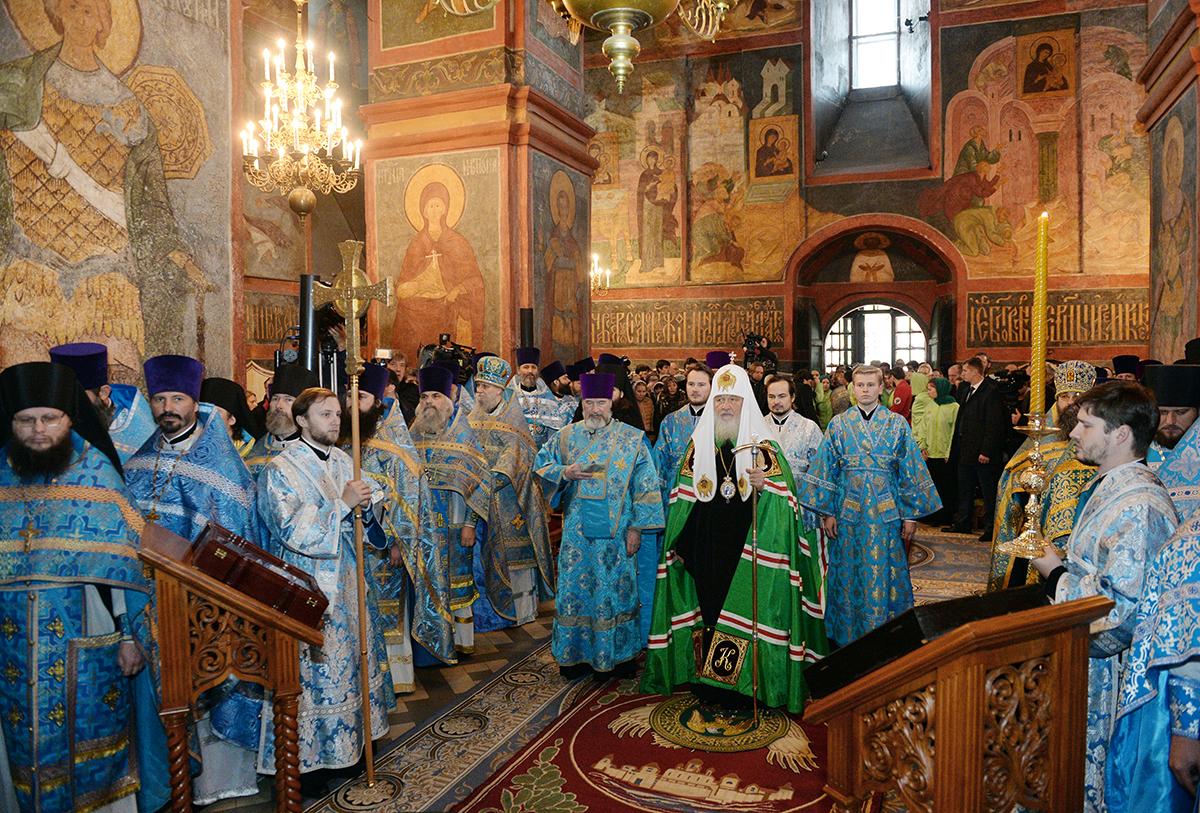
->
[19,522,38,552]
[144,509,159,523]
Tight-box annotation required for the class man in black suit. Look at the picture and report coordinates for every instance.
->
[944,356,1008,541]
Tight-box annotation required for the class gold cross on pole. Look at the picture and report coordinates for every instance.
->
[309,239,390,786]
[311,240,392,379]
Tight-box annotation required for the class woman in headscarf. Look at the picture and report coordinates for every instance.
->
[655,374,687,430]
[813,373,832,432]
[918,376,959,524]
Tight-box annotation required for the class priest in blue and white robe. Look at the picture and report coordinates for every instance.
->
[345,364,425,693]
[257,386,394,776]
[243,365,320,479]
[123,354,262,804]
[410,366,491,662]
[653,359,717,503]
[508,346,568,448]
[535,372,663,677]
[1107,509,1200,812]
[764,373,826,582]
[49,342,154,464]
[1032,382,1180,813]
[798,364,940,646]
[0,362,168,813]
[1144,364,1200,518]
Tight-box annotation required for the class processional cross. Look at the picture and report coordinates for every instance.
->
[311,240,391,786]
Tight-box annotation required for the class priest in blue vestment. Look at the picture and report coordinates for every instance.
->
[1144,364,1200,518]
[409,366,491,662]
[508,346,569,448]
[535,372,663,678]
[123,354,262,803]
[243,365,320,479]
[798,364,941,646]
[1107,508,1200,812]
[49,342,155,464]
[256,387,395,780]
[0,362,168,813]
[343,363,424,693]
[1032,382,1180,813]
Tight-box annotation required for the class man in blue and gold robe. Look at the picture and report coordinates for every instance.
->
[257,387,394,782]
[243,365,320,479]
[535,372,663,678]
[344,363,425,693]
[1033,382,1180,813]
[409,365,490,662]
[469,356,555,630]
[1145,364,1200,519]
[49,342,155,464]
[799,364,941,646]
[123,354,262,803]
[988,360,1096,591]
[0,362,168,813]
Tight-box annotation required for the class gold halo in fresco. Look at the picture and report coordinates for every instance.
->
[404,163,466,232]
[1028,35,1061,61]
[5,0,143,77]
[127,64,212,179]
[549,169,575,231]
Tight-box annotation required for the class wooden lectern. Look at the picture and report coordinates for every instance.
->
[803,595,1113,812]
[138,524,324,813]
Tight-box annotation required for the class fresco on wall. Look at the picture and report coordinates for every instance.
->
[586,50,811,289]
[1149,85,1197,362]
[532,154,588,362]
[799,229,951,284]
[374,150,501,357]
[931,21,1147,280]
[380,0,496,51]
[311,0,369,90]
[0,0,229,374]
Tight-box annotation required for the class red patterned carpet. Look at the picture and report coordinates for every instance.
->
[454,676,842,813]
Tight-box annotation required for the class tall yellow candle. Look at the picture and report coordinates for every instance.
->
[1030,212,1049,415]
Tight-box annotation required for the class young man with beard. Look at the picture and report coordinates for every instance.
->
[1145,364,1200,520]
[988,360,1097,591]
[653,361,715,505]
[642,364,826,712]
[49,341,155,463]
[468,356,555,631]
[535,373,662,679]
[340,364,425,692]
[409,366,491,663]
[122,355,263,804]
[764,374,824,565]
[799,365,940,647]
[1031,382,1180,813]
[0,362,168,813]
[256,387,395,789]
[243,365,320,479]
[508,347,568,448]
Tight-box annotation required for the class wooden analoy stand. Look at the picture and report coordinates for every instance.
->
[139,525,324,813]
[803,595,1113,812]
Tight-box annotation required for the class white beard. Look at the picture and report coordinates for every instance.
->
[714,416,739,445]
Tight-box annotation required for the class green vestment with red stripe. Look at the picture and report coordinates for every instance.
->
[640,438,829,713]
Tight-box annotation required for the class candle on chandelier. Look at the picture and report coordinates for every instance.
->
[263,49,270,81]
[307,41,314,74]
[341,127,348,160]
[241,130,248,155]
[355,139,361,169]
[329,53,335,84]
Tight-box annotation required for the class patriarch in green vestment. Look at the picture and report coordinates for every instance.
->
[642,364,827,713]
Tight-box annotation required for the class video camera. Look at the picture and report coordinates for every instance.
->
[417,334,477,384]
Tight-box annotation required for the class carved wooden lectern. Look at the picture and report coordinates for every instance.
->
[138,524,325,813]
[803,595,1113,812]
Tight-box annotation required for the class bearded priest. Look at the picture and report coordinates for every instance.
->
[641,364,828,713]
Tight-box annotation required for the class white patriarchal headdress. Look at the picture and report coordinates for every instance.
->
[690,364,773,502]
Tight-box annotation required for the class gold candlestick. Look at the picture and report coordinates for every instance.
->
[998,412,1061,559]
[1029,212,1049,413]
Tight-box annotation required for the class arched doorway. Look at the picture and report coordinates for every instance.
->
[823,303,928,372]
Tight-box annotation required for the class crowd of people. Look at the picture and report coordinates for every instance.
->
[4,339,1200,813]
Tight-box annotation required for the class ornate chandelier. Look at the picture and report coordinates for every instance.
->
[241,0,361,220]
[547,0,736,91]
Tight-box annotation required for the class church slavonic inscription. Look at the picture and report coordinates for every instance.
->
[591,297,784,349]
[967,289,1148,347]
